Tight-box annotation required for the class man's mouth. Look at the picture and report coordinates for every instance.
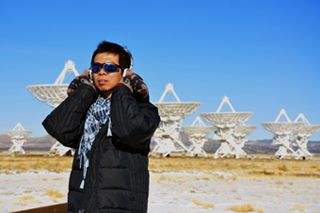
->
[97,79,109,86]
[97,79,109,85]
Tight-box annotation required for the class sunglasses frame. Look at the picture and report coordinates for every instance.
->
[91,63,122,74]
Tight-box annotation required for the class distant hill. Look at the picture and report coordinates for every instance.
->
[307,141,320,153]
[152,132,320,154]
[1,133,320,153]
[244,140,278,154]
[203,139,279,154]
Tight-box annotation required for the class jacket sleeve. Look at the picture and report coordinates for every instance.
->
[42,85,98,149]
[111,85,161,151]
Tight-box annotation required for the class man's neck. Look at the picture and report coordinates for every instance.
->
[102,90,112,100]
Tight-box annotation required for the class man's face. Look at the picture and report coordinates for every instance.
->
[92,52,122,92]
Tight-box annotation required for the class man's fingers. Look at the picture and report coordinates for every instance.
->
[81,68,91,76]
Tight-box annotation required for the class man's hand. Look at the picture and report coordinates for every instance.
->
[117,69,150,102]
[67,69,97,97]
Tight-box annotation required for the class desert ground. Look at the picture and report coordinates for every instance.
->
[0,152,319,213]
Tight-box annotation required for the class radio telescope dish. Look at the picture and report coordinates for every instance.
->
[6,122,31,154]
[27,60,79,108]
[152,83,201,157]
[201,96,254,159]
[292,113,320,159]
[262,109,305,159]
[27,60,79,156]
[182,116,215,157]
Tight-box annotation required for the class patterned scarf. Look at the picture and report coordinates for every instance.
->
[78,96,112,189]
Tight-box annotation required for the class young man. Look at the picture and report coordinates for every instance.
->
[43,41,160,213]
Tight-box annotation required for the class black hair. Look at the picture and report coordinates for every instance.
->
[90,41,133,69]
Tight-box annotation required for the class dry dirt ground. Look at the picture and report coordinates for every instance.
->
[0,152,319,213]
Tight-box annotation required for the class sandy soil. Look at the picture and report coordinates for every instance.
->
[0,170,319,213]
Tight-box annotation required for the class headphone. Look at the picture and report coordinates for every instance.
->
[123,46,134,77]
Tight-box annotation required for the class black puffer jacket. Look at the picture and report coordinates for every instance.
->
[42,84,160,213]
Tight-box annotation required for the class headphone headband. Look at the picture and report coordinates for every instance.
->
[123,46,134,70]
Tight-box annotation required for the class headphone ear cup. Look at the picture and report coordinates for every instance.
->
[122,68,128,77]
[88,69,94,83]
[89,69,92,79]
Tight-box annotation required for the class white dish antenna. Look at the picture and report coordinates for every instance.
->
[292,113,320,158]
[155,83,201,117]
[152,83,201,157]
[201,96,254,159]
[27,60,79,108]
[262,109,307,159]
[182,116,214,157]
[6,122,31,154]
[201,96,253,128]
[263,109,303,135]
[26,60,79,155]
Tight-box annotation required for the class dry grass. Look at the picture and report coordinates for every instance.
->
[278,164,288,172]
[0,152,320,179]
[14,197,33,207]
[291,203,305,212]
[2,191,14,195]
[43,189,64,201]
[0,153,72,173]
[17,195,34,201]
[228,203,263,212]
[192,199,214,209]
[149,156,320,178]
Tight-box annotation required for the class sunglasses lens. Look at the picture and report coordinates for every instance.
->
[91,63,120,73]
[91,64,101,73]
[103,64,118,72]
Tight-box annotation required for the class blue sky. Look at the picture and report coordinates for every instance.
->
[0,0,319,140]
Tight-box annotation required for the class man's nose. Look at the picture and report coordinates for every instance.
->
[97,68,107,75]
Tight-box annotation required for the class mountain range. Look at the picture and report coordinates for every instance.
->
[1,134,320,154]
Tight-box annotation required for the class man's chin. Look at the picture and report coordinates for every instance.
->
[95,85,110,91]
[97,86,115,93]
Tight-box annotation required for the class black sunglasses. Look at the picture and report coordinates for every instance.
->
[91,63,122,73]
